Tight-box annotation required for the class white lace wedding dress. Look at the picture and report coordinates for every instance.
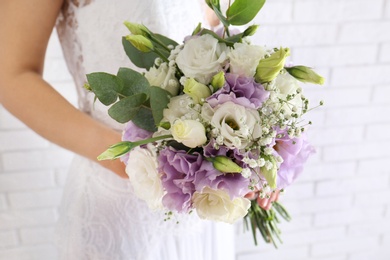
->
[55,0,234,260]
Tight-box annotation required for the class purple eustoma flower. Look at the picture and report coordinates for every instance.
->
[158,148,203,213]
[274,132,315,189]
[207,73,269,109]
[193,161,250,199]
[120,121,153,165]
[158,146,251,211]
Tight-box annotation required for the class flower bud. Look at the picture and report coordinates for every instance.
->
[97,141,132,161]
[243,25,259,37]
[255,47,290,83]
[211,71,225,91]
[285,65,325,85]
[123,21,149,36]
[125,35,153,52]
[192,22,202,36]
[183,78,212,104]
[207,156,243,173]
[260,155,278,189]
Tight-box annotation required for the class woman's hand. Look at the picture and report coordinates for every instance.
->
[245,189,281,210]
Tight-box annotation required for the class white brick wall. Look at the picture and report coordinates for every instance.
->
[1,1,390,259]
[235,0,390,259]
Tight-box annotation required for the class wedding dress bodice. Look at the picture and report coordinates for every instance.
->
[54,1,223,260]
[57,0,204,131]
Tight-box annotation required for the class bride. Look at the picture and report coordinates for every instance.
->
[0,0,275,259]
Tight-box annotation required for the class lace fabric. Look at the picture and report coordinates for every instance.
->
[55,1,225,259]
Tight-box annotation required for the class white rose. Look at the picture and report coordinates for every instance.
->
[144,63,180,96]
[171,119,207,148]
[193,187,251,224]
[274,72,302,115]
[163,94,199,125]
[228,43,266,77]
[126,146,164,210]
[211,101,262,149]
[176,34,228,84]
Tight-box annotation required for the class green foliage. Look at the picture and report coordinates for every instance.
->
[122,22,179,70]
[244,200,291,247]
[122,37,158,69]
[117,67,150,97]
[86,72,124,106]
[149,86,170,126]
[108,93,148,123]
[131,106,156,132]
[226,0,266,25]
[87,66,171,132]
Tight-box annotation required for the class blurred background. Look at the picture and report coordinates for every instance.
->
[1,0,389,259]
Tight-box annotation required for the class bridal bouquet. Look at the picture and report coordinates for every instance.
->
[85,0,324,247]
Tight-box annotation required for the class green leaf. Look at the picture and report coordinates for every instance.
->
[131,106,156,132]
[117,67,150,97]
[86,72,124,106]
[212,5,230,27]
[122,36,158,69]
[108,93,147,123]
[149,86,170,126]
[227,0,266,26]
[153,33,178,49]
[199,29,236,47]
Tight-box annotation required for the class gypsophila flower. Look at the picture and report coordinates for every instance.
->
[264,147,274,155]
[257,158,266,167]
[242,168,252,178]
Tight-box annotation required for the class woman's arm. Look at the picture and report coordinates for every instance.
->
[0,0,127,178]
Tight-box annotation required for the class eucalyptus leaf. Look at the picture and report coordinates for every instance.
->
[131,106,156,132]
[122,36,158,69]
[153,34,178,49]
[108,93,147,123]
[117,67,150,97]
[149,86,170,126]
[199,29,236,47]
[86,72,124,106]
[212,5,230,27]
[227,0,266,26]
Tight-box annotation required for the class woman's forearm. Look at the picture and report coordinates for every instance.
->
[0,0,127,178]
[0,71,127,178]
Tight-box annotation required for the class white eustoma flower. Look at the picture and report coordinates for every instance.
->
[126,146,164,210]
[210,102,262,149]
[193,187,251,224]
[145,63,180,96]
[163,94,199,125]
[175,34,228,84]
[171,119,207,148]
[274,72,303,115]
[228,43,266,77]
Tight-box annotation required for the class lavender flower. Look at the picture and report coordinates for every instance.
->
[207,73,269,109]
[274,132,315,189]
[158,148,202,213]
[120,122,153,164]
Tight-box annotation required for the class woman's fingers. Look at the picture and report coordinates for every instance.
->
[257,190,280,210]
